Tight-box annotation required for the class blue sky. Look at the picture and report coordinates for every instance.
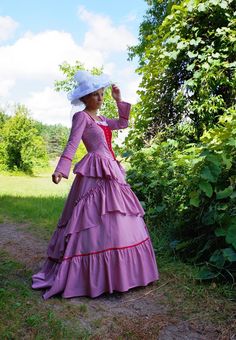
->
[0,1,147,126]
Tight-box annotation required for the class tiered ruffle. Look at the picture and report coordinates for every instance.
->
[37,238,158,299]
[73,152,126,183]
[32,152,159,299]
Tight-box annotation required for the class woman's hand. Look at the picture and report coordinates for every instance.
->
[111,84,122,102]
[52,171,63,184]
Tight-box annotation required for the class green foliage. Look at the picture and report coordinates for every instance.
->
[128,0,236,144]
[0,105,48,173]
[34,121,70,157]
[129,0,180,63]
[126,108,236,282]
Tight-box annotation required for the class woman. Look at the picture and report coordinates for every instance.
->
[32,70,159,299]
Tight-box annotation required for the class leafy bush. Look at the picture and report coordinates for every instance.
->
[126,108,236,281]
[0,105,48,173]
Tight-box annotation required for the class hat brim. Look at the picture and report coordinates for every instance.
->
[69,81,111,106]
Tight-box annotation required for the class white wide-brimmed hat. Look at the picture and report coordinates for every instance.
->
[68,70,111,106]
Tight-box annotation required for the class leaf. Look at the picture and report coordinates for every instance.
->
[202,62,210,70]
[200,166,215,182]
[223,248,236,262]
[227,138,236,147]
[166,35,181,44]
[216,203,228,211]
[185,79,196,87]
[122,150,133,158]
[226,225,236,249]
[215,227,227,237]
[189,191,200,207]
[230,192,236,199]
[177,41,187,49]
[155,204,166,212]
[186,63,195,71]
[219,0,228,9]
[187,51,198,58]
[202,210,215,225]
[216,186,234,200]
[189,38,201,46]
[175,240,191,251]
[196,268,219,280]
[208,161,221,179]
[198,3,206,11]
[140,201,146,209]
[210,250,225,268]
[199,181,213,197]
[221,153,232,169]
[209,0,220,5]
[193,70,202,78]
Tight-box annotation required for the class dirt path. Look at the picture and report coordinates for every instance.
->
[0,223,233,339]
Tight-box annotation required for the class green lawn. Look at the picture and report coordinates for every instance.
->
[0,171,73,239]
[0,250,90,339]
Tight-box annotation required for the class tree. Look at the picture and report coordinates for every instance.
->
[34,121,70,157]
[129,0,180,64]
[128,0,236,142]
[1,105,48,173]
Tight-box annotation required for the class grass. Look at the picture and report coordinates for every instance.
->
[157,257,235,321]
[0,250,90,339]
[0,171,73,239]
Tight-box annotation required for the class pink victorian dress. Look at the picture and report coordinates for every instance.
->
[32,101,159,299]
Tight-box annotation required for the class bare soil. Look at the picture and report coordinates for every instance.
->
[0,222,235,339]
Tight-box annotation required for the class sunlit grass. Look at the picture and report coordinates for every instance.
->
[0,170,74,239]
[0,170,73,197]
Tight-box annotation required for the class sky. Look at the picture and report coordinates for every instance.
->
[0,0,147,126]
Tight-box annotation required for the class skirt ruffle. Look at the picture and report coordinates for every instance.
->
[32,154,159,299]
[73,152,127,184]
[33,237,158,299]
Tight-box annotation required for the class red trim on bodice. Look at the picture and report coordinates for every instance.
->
[84,111,116,159]
[97,124,116,159]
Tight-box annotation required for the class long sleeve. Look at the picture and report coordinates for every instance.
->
[104,101,131,130]
[54,112,87,179]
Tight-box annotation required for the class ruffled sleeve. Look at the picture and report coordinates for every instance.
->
[54,112,87,179]
[103,101,131,130]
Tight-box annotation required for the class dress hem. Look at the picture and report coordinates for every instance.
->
[58,278,159,299]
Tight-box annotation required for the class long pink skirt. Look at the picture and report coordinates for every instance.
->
[32,174,159,299]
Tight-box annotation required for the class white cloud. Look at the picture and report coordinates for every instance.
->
[0,8,140,126]
[0,78,15,97]
[0,16,19,42]
[0,30,104,80]
[123,12,137,23]
[0,29,105,102]
[24,86,71,126]
[78,6,137,54]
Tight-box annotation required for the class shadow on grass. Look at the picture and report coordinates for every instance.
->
[0,195,67,239]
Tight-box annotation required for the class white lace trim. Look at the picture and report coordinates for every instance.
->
[96,120,108,126]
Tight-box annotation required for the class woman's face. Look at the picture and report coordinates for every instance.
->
[82,88,104,110]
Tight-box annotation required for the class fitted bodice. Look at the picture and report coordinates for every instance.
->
[54,101,131,180]
[82,112,116,160]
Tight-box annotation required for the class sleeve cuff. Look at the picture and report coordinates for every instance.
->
[54,157,72,179]
[117,101,131,119]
